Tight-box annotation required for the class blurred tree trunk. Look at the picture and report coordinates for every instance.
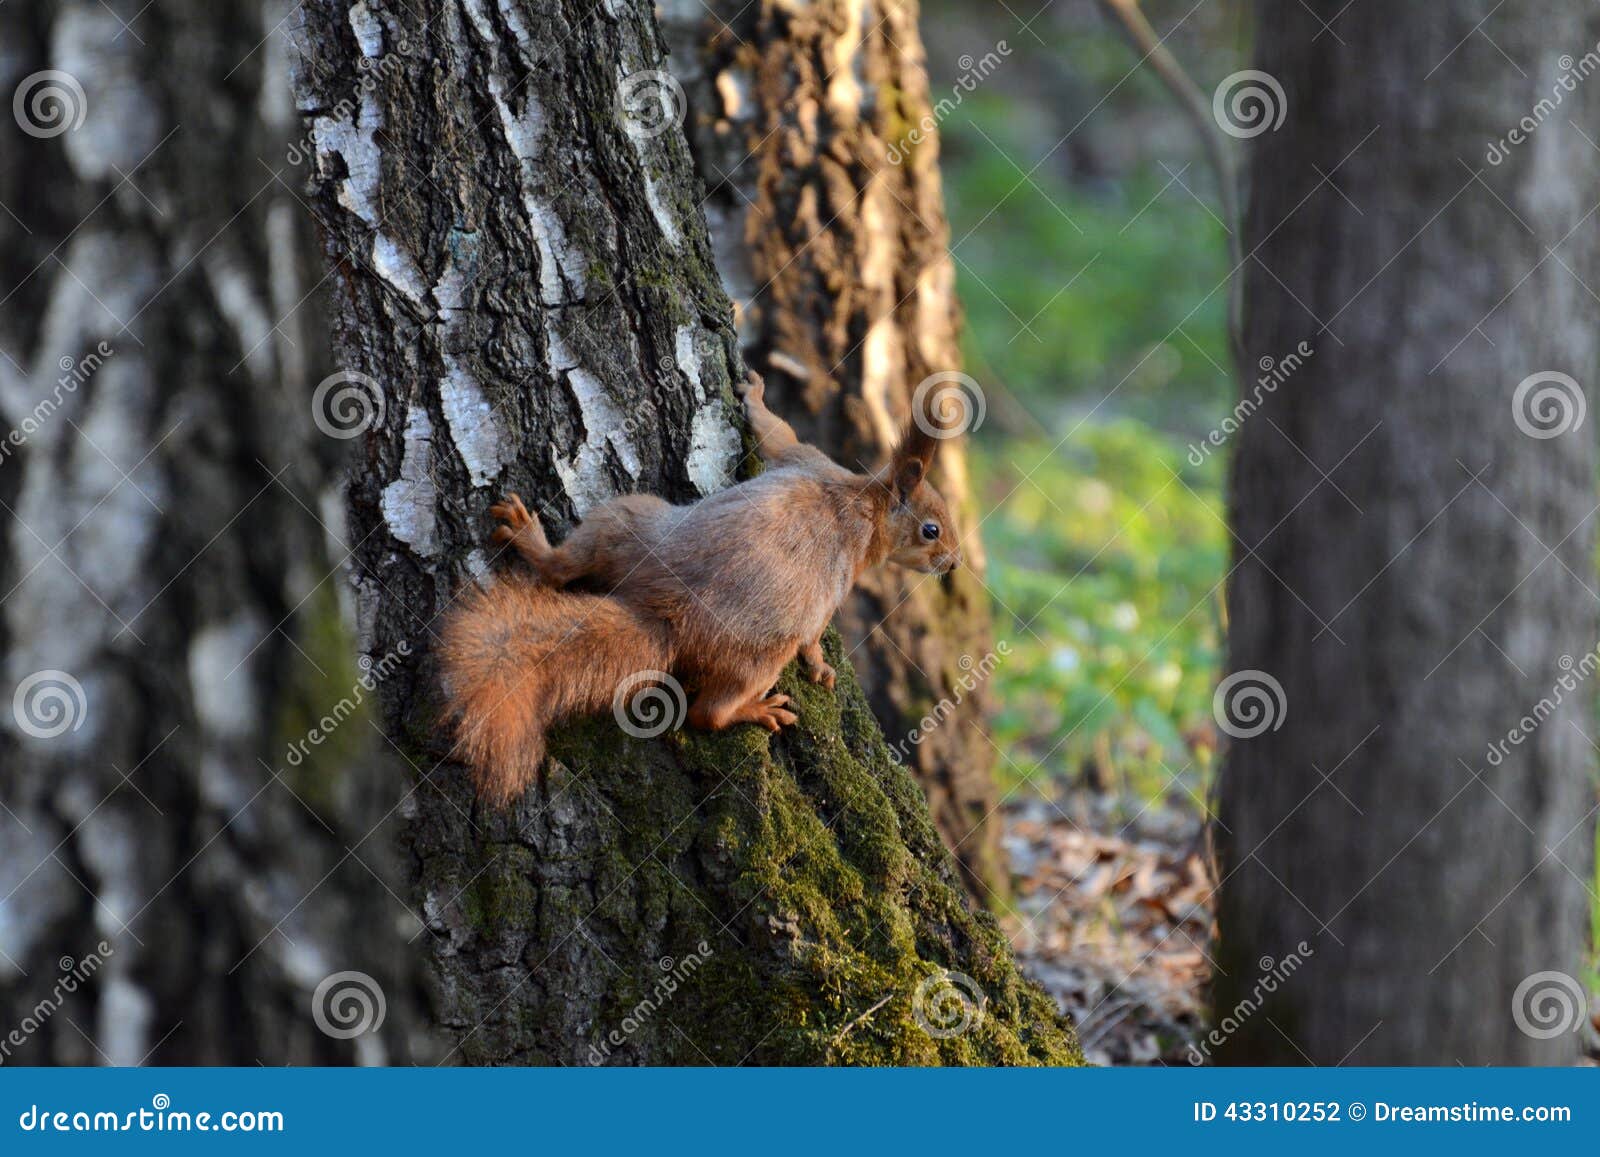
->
[1214,0,1599,1064]
[288,0,1078,1064]
[0,0,423,1062]
[659,0,1006,904]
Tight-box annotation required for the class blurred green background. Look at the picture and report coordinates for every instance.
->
[926,0,1237,801]
[921,0,1600,986]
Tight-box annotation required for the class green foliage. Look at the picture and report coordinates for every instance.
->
[933,78,1238,808]
[941,92,1235,433]
[934,12,1600,982]
[973,424,1225,801]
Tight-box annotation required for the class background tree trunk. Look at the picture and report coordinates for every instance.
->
[0,0,424,1063]
[288,0,1078,1065]
[1214,0,1599,1064]
[658,0,1006,903]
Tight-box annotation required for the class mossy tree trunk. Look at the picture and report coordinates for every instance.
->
[288,0,1078,1064]
[1214,0,1599,1064]
[658,0,1006,905]
[0,0,423,1063]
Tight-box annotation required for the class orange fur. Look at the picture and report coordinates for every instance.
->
[439,372,963,806]
[438,581,672,806]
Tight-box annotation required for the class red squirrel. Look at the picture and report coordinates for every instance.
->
[439,372,963,806]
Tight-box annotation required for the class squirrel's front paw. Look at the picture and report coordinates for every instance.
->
[489,493,540,548]
[735,370,765,403]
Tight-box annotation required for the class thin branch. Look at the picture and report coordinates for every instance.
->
[1098,0,1245,370]
[829,993,895,1047]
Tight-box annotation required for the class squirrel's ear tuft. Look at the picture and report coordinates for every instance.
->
[891,414,938,498]
[893,452,926,498]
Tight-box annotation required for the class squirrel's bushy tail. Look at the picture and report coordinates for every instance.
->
[438,580,672,806]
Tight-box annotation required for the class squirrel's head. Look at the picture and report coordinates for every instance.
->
[881,418,962,575]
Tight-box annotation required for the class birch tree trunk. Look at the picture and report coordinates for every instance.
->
[658,0,1006,903]
[0,0,423,1064]
[287,0,1077,1065]
[1213,0,1599,1064]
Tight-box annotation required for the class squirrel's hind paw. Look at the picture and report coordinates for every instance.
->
[746,692,798,733]
[805,662,837,691]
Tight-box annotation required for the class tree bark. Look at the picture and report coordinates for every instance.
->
[658,0,1006,903]
[1214,0,1599,1064]
[0,0,424,1063]
[287,0,1078,1065]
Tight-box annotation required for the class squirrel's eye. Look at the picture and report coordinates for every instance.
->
[920,521,940,542]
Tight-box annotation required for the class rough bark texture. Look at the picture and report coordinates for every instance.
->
[0,0,425,1063]
[287,0,1078,1065]
[658,0,1006,903]
[1214,0,1599,1064]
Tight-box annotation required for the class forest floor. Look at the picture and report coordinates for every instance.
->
[1003,788,1600,1067]
[1003,787,1212,1066]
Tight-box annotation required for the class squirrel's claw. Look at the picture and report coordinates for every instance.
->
[489,493,534,530]
[749,692,797,733]
[805,663,837,691]
[735,370,765,403]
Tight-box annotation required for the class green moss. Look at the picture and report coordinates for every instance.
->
[475,629,1085,1066]
[269,583,367,816]
[460,847,540,933]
